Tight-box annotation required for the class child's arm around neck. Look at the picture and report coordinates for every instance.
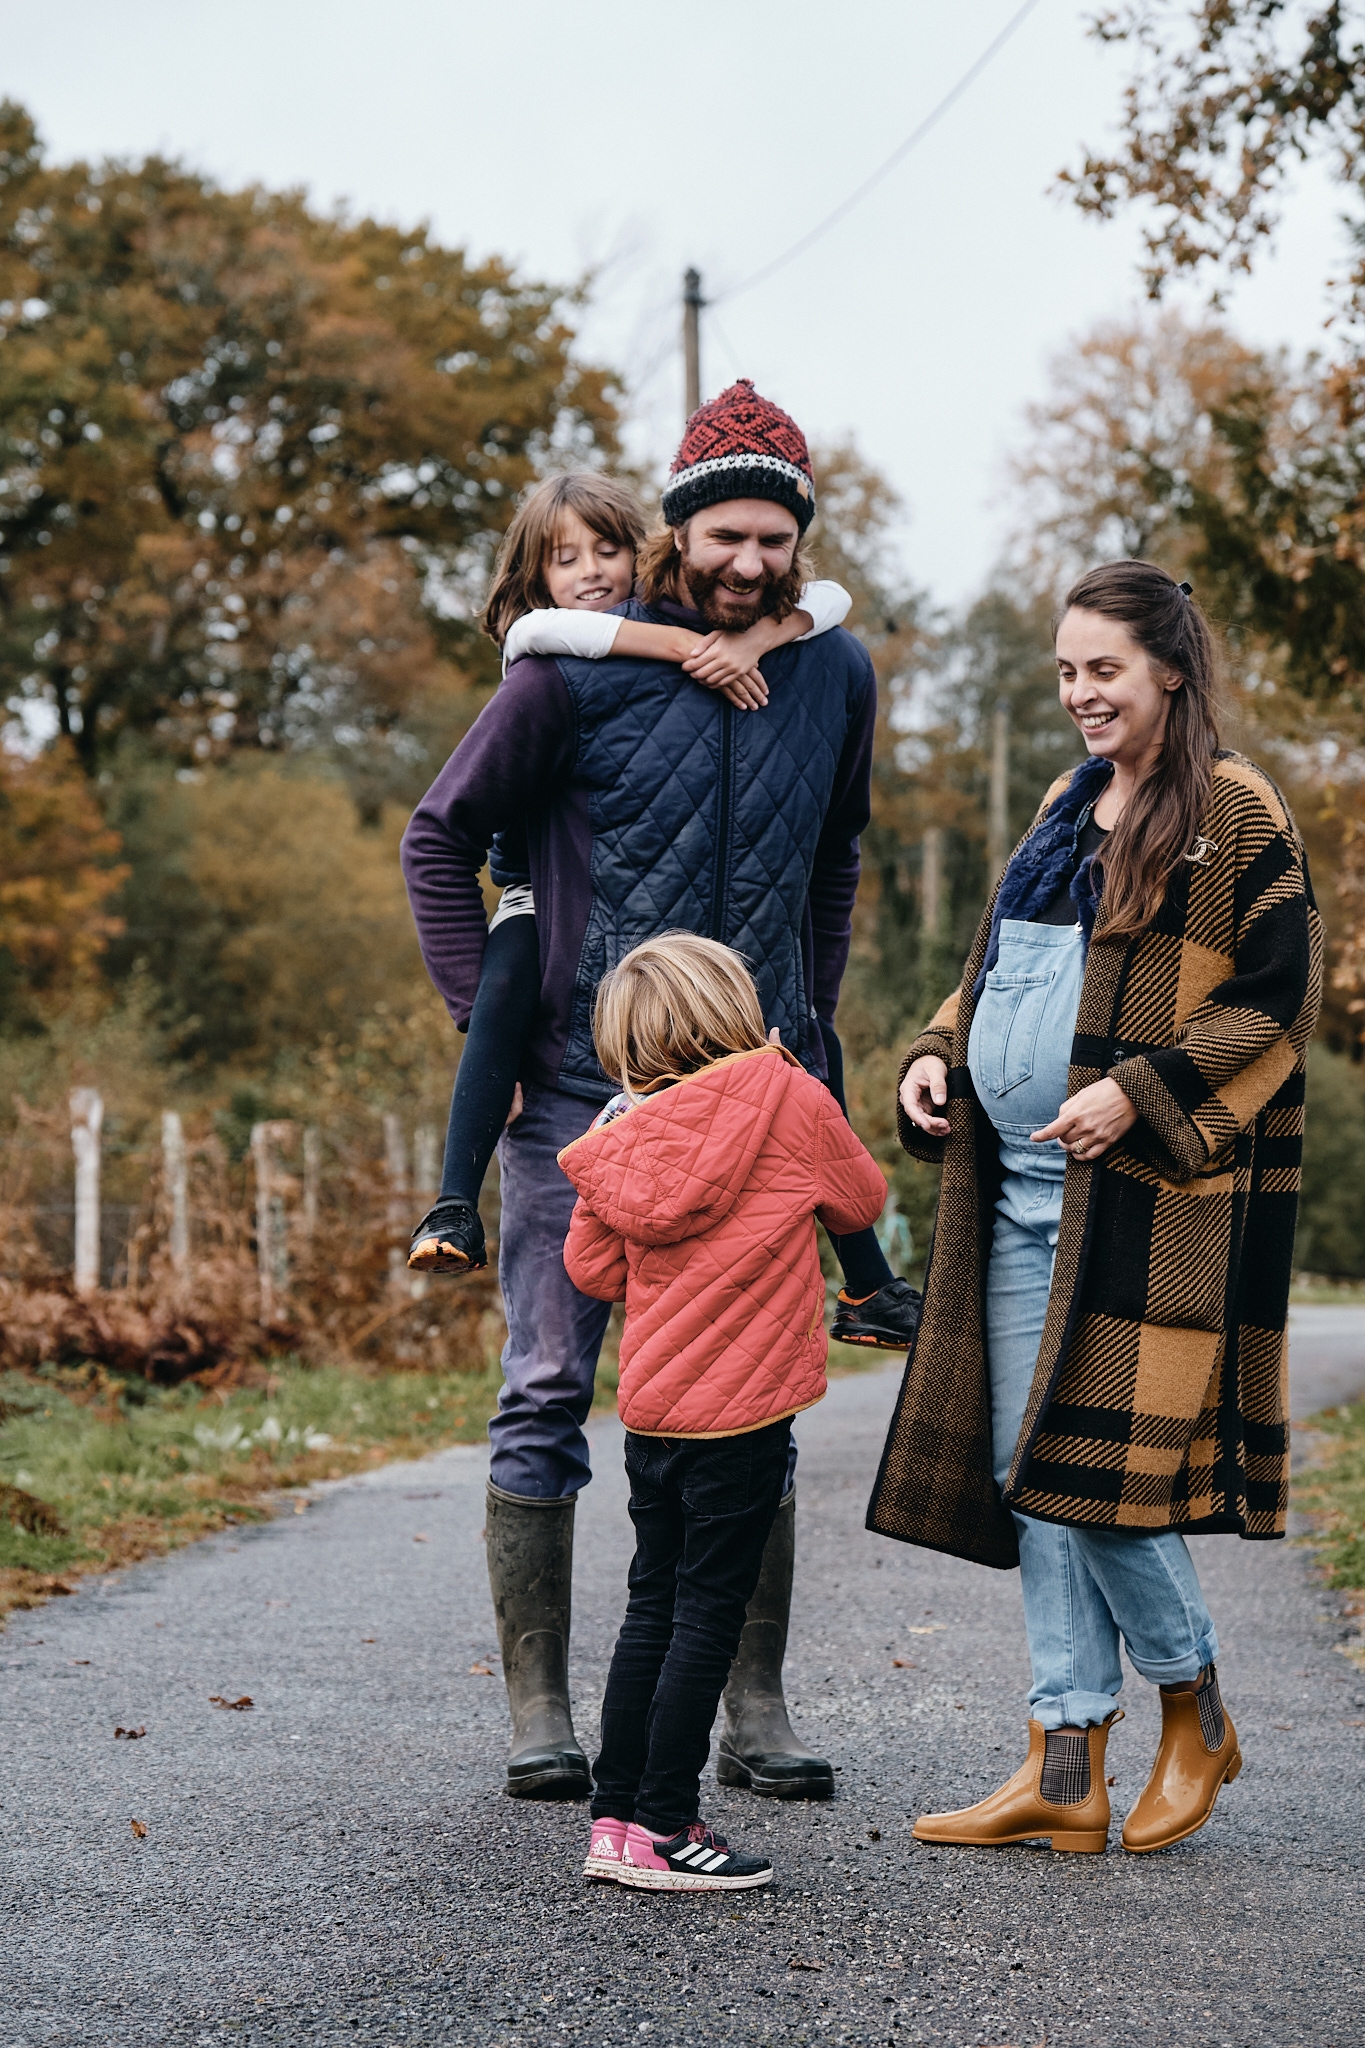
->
[502,577,851,715]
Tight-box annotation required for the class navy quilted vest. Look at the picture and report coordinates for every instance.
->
[555,604,874,1096]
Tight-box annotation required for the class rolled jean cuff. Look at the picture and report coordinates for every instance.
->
[635,1807,694,1838]
[1124,1625,1218,1689]
[1031,1690,1123,1731]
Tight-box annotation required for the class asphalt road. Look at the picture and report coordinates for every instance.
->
[1287,1305,1365,1416]
[3,1350,1362,2048]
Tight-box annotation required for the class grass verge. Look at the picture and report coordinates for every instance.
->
[1294,1399,1365,1670]
[0,1361,504,1625]
[0,1318,904,1628]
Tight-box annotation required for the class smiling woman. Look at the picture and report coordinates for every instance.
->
[873,557,1323,1859]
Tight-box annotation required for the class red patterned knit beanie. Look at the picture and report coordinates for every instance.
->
[661,379,816,533]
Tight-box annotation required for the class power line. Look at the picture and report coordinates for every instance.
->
[714,0,1048,305]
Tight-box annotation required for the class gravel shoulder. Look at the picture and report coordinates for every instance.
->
[3,1361,1362,2048]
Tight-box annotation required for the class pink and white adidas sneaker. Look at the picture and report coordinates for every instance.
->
[583,1816,629,1881]
[618,1820,772,1892]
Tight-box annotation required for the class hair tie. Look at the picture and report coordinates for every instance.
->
[1177,581,1194,598]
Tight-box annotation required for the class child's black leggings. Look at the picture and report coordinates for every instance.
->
[438,913,541,1207]
[591,1418,791,1834]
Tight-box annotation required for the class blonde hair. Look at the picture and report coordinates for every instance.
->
[592,933,768,1099]
[481,472,649,647]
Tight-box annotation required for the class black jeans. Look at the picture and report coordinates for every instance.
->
[591,1418,792,1835]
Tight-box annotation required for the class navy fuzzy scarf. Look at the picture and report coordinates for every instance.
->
[972,756,1113,1000]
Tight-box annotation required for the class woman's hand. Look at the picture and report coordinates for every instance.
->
[1031,1077,1136,1161]
[682,630,771,710]
[899,1055,950,1137]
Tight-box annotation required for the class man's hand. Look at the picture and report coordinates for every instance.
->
[1031,1077,1136,1161]
[682,629,771,710]
[899,1055,950,1136]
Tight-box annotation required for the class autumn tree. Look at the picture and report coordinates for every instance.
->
[1007,312,1272,595]
[1063,3,1365,316]
[0,101,621,775]
[0,737,125,1024]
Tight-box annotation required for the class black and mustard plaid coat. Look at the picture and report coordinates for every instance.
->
[867,751,1323,1569]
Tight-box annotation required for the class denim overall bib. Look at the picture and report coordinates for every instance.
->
[968,919,1217,1727]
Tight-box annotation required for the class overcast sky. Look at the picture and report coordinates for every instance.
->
[0,0,1345,608]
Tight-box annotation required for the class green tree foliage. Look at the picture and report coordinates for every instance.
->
[0,101,620,775]
[102,758,435,1069]
[1297,1045,1365,1276]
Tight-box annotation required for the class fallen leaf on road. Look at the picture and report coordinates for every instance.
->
[1105,1775,1117,1786]
[412,1533,430,1543]
[788,1957,825,1972]
[70,1659,91,1666]
[361,1637,377,1644]
[867,1828,881,1841]
[891,1659,915,1669]
[114,1726,146,1740]
[905,1625,946,1635]
[129,1819,147,1839]
[1343,1718,1365,1727]
[208,1694,254,1711]
[469,1662,493,1676]
[293,1500,308,1515]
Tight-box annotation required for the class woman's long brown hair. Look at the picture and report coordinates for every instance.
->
[1058,561,1222,939]
[481,473,648,647]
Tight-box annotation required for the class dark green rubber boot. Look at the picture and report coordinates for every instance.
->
[485,1481,592,1800]
[717,1491,835,1799]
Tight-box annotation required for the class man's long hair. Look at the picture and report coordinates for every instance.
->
[636,522,814,622]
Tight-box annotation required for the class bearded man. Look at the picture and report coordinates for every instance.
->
[401,380,917,1803]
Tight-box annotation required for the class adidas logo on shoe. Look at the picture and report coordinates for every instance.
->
[617,1819,772,1892]
[582,1816,628,1881]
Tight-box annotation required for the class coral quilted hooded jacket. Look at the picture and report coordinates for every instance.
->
[558,1045,887,1438]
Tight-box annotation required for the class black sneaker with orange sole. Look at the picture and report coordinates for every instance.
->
[830,1276,922,1350]
[407,1199,487,1278]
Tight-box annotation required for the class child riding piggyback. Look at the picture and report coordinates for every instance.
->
[407,470,853,1280]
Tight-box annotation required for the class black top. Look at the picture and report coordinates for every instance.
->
[1032,814,1109,926]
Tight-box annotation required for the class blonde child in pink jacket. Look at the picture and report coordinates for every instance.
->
[558,933,885,1893]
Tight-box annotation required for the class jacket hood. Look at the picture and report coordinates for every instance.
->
[558,1045,804,1248]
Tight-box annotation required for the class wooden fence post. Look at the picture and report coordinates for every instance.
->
[162,1111,189,1274]
[413,1125,439,1206]
[70,1087,103,1297]
[382,1112,409,1297]
[251,1121,293,1321]
[301,1126,321,1248]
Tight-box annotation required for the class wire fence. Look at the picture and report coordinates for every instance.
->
[0,1090,505,1384]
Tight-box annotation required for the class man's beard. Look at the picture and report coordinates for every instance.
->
[680,548,805,632]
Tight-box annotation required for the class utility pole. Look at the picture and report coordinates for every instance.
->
[921,826,944,939]
[682,268,704,421]
[987,698,1011,882]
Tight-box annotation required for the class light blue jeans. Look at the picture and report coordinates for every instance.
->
[970,921,1218,1729]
